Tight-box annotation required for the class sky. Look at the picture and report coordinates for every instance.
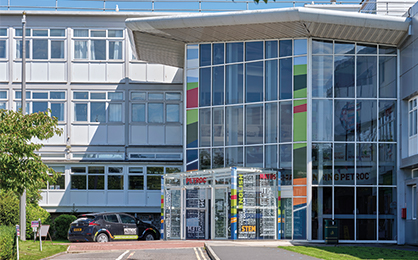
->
[0,0,361,13]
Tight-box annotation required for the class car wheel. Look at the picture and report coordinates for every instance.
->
[96,233,109,243]
[144,232,155,241]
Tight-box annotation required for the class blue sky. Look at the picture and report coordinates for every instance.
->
[0,0,361,13]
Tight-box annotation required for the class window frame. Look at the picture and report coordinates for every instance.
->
[0,28,8,59]
[409,97,418,137]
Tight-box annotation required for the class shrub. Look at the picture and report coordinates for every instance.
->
[0,190,19,226]
[0,226,17,260]
[26,204,51,240]
[53,214,77,240]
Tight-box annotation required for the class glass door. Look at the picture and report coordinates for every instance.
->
[165,189,182,239]
[185,188,208,239]
[213,187,228,239]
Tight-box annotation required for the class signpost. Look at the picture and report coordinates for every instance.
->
[16,225,20,260]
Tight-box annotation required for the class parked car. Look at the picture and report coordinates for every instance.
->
[68,212,160,242]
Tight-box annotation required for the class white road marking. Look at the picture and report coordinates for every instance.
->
[197,247,207,260]
[115,250,130,260]
[194,247,201,260]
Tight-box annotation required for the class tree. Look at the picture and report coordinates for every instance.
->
[0,109,63,196]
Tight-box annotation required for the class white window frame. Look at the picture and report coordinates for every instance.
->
[409,96,418,137]
[72,28,124,61]
[0,28,8,59]
[0,89,8,110]
[13,28,66,60]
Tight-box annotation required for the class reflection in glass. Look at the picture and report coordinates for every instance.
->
[226,106,243,146]
[312,99,332,141]
[379,187,397,240]
[51,41,64,59]
[357,100,377,141]
[33,102,48,113]
[33,39,48,59]
[200,149,211,170]
[129,176,144,190]
[212,107,224,146]
[279,144,292,185]
[294,56,307,98]
[334,100,355,141]
[148,103,163,123]
[246,146,263,167]
[312,143,332,185]
[312,40,332,54]
[265,60,277,101]
[280,101,292,142]
[199,108,211,147]
[335,187,354,214]
[199,67,211,107]
[200,44,211,66]
[166,104,179,122]
[312,187,332,240]
[213,43,224,65]
[225,147,243,167]
[108,175,123,190]
[265,145,277,169]
[279,58,292,100]
[226,64,243,104]
[109,103,122,122]
[334,56,354,98]
[379,56,397,98]
[88,175,104,190]
[356,187,377,240]
[379,101,396,141]
[379,144,396,185]
[279,40,292,57]
[265,40,277,59]
[356,143,377,185]
[294,39,307,56]
[246,61,263,102]
[334,143,355,185]
[293,144,306,184]
[91,102,106,122]
[265,103,277,143]
[90,40,106,60]
[212,148,224,168]
[71,175,86,190]
[357,44,377,54]
[132,104,145,122]
[246,104,263,145]
[213,66,224,105]
[187,44,199,68]
[357,56,377,98]
[51,103,64,121]
[226,42,243,63]
[334,42,355,54]
[74,103,87,121]
[245,41,263,61]
[379,45,396,55]
[312,56,332,97]
[109,41,122,60]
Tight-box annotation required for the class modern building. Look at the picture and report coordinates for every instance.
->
[1,0,417,244]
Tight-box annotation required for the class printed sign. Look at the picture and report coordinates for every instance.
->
[31,221,39,228]
[124,228,137,235]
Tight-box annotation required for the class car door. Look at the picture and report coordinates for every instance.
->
[118,214,138,240]
[103,214,123,240]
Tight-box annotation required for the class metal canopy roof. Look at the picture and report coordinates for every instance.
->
[125,7,410,68]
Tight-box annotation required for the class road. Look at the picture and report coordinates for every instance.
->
[52,247,209,260]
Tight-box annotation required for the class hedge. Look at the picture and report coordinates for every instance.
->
[53,214,77,239]
[0,226,17,260]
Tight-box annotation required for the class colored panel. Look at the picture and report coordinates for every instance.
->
[186,149,198,172]
[230,167,237,240]
[293,197,307,206]
[293,178,307,185]
[186,109,198,125]
[293,143,307,184]
[187,109,198,148]
[293,186,307,196]
[277,170,282,239]
[160,176,164,239]
[293,207,306,239]
[294,64,307,76]
[187,88,198,108]
[293,100,307,142]
[187,82,198,91]
[294,58,307,98]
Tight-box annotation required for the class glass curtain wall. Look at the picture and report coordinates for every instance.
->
[185,38,397,241]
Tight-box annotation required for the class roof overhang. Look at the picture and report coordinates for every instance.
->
[125,7,410,68]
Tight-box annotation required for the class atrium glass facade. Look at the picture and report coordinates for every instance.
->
[185,38,398,241]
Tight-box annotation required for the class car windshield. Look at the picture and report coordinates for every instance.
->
[72,216,95,224]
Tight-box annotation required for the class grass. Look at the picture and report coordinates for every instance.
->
[278,246,418,260]
[19,240,69,260]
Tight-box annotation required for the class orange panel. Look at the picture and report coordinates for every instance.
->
[293,197,307,206]
[293,186,307,196]
[293,177,307,185]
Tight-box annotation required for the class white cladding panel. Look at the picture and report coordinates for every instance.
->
[146,64,164,82]
[107,63,125,82]
[0,62,8,82]
[146,191,160,206]
[49,62,67,82]
[90,63,106,82]
[107,191,125,205]
[129,62,147,82]
[72,63,89,82]
[164,65,182,83]
[166,125,182,145]
[71,191,88,206]
[48,191,65,205]
[148,125,165,145]
[130,125,147,145]
[108,125,125,144]
[89,125,107,145]
[88,191,106,205]
[410,136,418,155]
[31,62,48,82]
[72,125,89,144]
[127,191,146,206]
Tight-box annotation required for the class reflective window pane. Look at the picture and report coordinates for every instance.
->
[199,67,211,107]
[199,108,211,147]
[50,29,65,37]
[379,100,396,141]
[0,91,6,99]
[225,147,243,167]
[334,100,355,141]
[293,144,306,184]
[334,143,355,185]
[265,60,277,101]
[226,42,243,63]
[74,40,87,59]
[379,56,397,98]
[33,39,48,59]
[108,30,123,37]
[108,175,123,190]
[90,40,106,60]
[294,39,307,56]
[109,41,122,60]
[73,29,88,37]
[51,41,64,59]
[0,28,7,36]
[265,145,277,169]
[246,146,263,167]
[91,30,106,37]
[15,40,30,59]
[212,107,224,147]
[108,103,122,122]
[265,103,277,143]
[379,144,396,185]
[0,40,6,58]
[279,144,292,185]
[357,44,377,54]
[74,104,87,121]
[90,102,106,122]
[74,92,88,99]
[312,56,332,97]
[108,92,123,100]
[312,39,332,54]
[50,91,65,99]
[246,61,263,103]
[147,176,161,190]
[294,56,307,98]
[312,187,332,240]
[212,148,224,168]
[279,40,292,57]
[200,149,211,170]
[226,64,243,104]
[356,143,377,185]
[265,40,278,59]
[379,45,396,55]
[88,175,104,190]
[132,103,145,122]
[32,102,48,113]
[166,104,180,122]
[166,92,181,100]
[245,41,263,61]
[33,29,48,37]
[212,66,224,105]
[148,103,163,123]
[51,103,64,121]
[356,187,377,240]
[129,176,144,190]
[335,41,355,54]
[312,143,332,185]
[379,187,397,240]
[213,43,224,65]
[15,29,31,37]
[200,44,211,66]
[334,56,354,98]
[149,93,163,100]
[245,104,263,145]
[279,101,292,142]
[357,56,377,98]
[71,175,86,190]
[279,58,292,100]
[226,105,243,146]
[33,92,48,99]
[312,99,332,141]
[357,100,377,141]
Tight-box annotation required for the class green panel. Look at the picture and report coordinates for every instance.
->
[294,88,307,99]
[294,64,307,76]
[293,143,307,150]
[187,122,198,145]
[294,112,307,142]
[293,144,307,180]
[294,99,306,107]
[187,82,198,91]
[187,109,198,125]
[113,235,138,240]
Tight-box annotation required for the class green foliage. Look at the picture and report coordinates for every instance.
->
[20,240,68,260]
[25,204,51,240]
[0,109,63,196]
[0,190,19,226]
[0,226,17,260]
[53,214,76,239]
